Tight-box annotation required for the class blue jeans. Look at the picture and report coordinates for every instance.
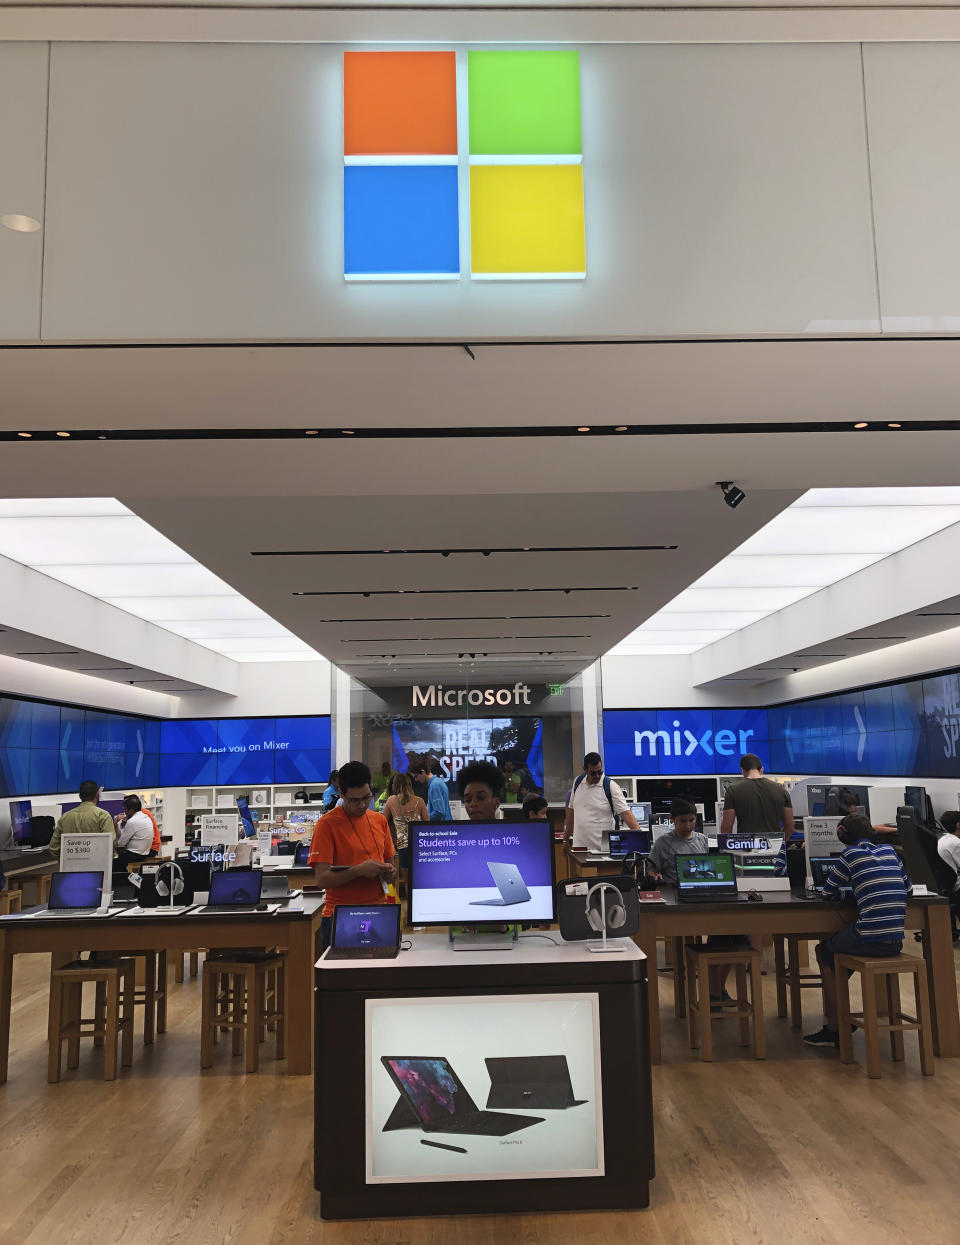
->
[817,924,902,970]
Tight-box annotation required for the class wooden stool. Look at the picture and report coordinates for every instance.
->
[201,953,286,1073]
[774,935,821,1028]
[836,953,935,1078]
[110,950,168,1043]
[0,890,22,915]
[685,945,766,1062]
[48,958,135,1081]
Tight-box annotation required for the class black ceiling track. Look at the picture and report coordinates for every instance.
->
[2,421,957,443]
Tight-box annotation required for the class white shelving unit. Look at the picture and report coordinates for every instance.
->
[183,784,329,832]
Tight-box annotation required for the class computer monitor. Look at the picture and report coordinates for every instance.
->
[9,800,32,846]
[294,842,311,867]
[810,784,871,819]
[236,795,257,838]
[409,822,555,926]
[904,786,935,828]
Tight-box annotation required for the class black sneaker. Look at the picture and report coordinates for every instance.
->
[803,1025,839,1049]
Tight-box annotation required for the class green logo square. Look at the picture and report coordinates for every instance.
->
[467,50,582,157]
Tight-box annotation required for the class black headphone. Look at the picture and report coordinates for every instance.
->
[837,818,873,847]
[586,882,627,932]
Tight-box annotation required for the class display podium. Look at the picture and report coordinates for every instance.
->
[314,934,654,1220]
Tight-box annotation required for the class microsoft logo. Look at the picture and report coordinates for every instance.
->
[343,50,585,282]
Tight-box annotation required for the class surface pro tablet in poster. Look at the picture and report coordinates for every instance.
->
[365,994,603,1184]
[409,823,555,925]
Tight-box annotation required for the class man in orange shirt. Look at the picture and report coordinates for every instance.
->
[308,760,397,948]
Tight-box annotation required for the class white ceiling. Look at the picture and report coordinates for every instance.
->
[0,498,321,664]
[613,487,960,658]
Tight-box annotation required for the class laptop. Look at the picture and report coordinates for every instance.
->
[194,870,269,914]
[381,1056,544,1137]
[260,874,301,900]
[325,903,401,960]
[294,842,311,867]
[675,852,739,903]
[485,1055,588,1110]
[809,856,853,899]
[469,862,531,907]
[35,871,108,918]
[608,829,652,858]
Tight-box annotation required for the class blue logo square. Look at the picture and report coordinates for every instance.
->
[344,165,460,277]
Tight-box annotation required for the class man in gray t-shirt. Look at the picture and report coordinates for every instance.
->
[648,799,709,885]
[721,754,794,841]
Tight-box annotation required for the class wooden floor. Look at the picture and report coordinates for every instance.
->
[1,945,959,1245]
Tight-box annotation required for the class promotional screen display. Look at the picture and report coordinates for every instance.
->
[159,715,331,787]
[409,823,554,925]
[365,994,603,1184]
[602,709,770,777]
[390,718,543,793]
[9,799,33,845]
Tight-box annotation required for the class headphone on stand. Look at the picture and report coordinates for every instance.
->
[156,862,184,901]
[586,881,627,932]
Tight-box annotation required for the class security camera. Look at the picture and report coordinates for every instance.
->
[716,481,746,509]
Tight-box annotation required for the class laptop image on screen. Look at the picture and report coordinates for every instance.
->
[35,871,106,918]
[675,852,739,903]
[469,862,532,907]
[381,1056,544,1137]
[294,842,311,867]
[484,1055,588,1110]
[326,903,401,960]
[194,870,265,914]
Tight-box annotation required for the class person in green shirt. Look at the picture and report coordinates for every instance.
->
[371,761,394,801]
[48,780,116,858]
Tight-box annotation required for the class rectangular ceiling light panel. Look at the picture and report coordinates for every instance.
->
[609,488,960,662]
[342,49,585,282]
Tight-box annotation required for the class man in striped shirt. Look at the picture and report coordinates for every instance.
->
[804,814,912,1049]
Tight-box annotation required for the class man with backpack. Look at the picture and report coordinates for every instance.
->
[563,752,640,854]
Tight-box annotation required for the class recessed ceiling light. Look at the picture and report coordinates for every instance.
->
[577,426,590,432]
[56,431,70,438]
[1,213,41,233]
[17,432,31,439]
[888,422,902,429]
[615,426,628,432]
[305,429,318,436]
[341,429,355,435]
[854,422,868,429]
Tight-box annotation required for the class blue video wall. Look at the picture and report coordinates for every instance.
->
[0,696,161,798]
[159,716,331,787]
[603,668,960,780]
[0,693,331,798]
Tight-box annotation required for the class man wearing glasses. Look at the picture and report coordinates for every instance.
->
[309,760,398,948]
[564,752,640,855]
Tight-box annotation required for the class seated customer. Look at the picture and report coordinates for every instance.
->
[647,799,708,885]
[937,811,960,890]
[458,760,505,822]
[523,794,549,821]
[804,814,912,1049]
[115,795,155,868]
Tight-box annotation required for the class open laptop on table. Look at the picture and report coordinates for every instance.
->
[485,1054,588,1110]
[675,852,739,903]
[194,870,275,914]
[260,873,301,901]
[35,871,109,918]
[381,1056,544,1136]
[325,903,401,960]
[809,856,853,899]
